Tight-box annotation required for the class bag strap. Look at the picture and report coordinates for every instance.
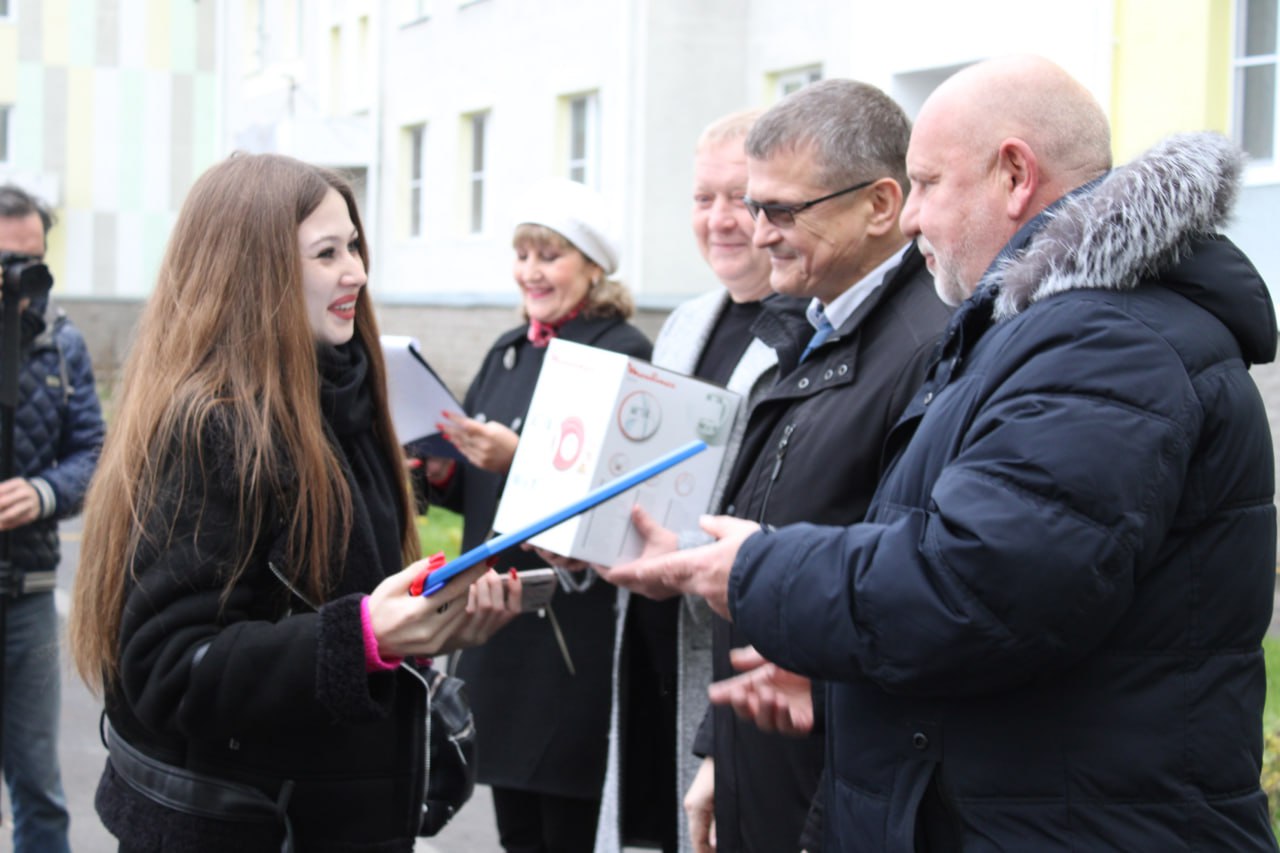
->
[102,715,296,852]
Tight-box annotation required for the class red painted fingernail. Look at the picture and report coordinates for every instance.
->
[509,568,518,579]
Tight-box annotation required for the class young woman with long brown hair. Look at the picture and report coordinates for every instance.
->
[69,152,515,852]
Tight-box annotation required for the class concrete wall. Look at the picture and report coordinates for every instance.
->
[65,292,1280,454]
[59,296,673,398]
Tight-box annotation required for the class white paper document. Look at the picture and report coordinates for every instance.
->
[380,335,466,450]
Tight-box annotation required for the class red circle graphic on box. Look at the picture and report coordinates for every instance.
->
[553,416,586,471]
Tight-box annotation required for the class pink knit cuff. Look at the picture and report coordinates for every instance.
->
[360,596,403,672]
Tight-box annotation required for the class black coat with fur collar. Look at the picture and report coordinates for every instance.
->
[96,344,425,853]
[731,133,1280,850]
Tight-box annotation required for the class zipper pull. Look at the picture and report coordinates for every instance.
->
[770,423,796,482]
[545,605,576,675]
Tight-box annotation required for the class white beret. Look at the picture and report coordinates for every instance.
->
[511,178,620,275]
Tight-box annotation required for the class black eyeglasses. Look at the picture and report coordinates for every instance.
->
[743,178,877,228]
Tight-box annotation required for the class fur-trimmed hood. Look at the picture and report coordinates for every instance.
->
[992,132,1276,364]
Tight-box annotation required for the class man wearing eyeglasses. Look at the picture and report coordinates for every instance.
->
[603,80,950,853]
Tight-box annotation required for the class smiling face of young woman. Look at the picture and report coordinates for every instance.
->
[298,187,367,345]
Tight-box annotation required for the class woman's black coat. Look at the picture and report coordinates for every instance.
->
[431,314,651,798]
[96,344,428,853]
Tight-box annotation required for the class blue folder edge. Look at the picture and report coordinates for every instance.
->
[419,439,708,596]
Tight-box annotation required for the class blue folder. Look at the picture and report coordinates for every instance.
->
[419,439,708,596]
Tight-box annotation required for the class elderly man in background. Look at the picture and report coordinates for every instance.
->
[613,55,1278,851]
[593,108,789,853]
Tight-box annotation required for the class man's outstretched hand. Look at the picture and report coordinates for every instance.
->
[603,514,760,619]
[707,645,814,736]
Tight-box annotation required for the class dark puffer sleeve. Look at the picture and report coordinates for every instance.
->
[730,299,1201,696]
[43,319,105,516]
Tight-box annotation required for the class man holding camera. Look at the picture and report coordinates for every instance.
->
[0,184,105,852]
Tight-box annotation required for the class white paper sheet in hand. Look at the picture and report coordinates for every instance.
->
[380,335,467,446]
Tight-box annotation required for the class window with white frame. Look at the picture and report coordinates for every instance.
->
[466,111,489,233]
[0,105,10,164]
[565,92,599,186]
[328,25,342,114]
[406,124,427,238]
[402,0,431,23]
[775,65,823,99]
[890,62,971,121]
[1234,0,1279,165]
[246,0,267,71]
[352,15,371,114]
[245,0,305,69]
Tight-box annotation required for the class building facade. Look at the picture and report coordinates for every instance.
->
[4,0,1277,387]
[219,0,1279,303]
[0,0,218,298]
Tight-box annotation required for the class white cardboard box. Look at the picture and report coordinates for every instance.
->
[493,338,741,566]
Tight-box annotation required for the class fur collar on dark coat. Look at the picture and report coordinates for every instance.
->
[985,131,1276,369]
[994,132,1243,318]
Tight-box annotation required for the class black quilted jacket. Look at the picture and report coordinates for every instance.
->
[1,299,104,575]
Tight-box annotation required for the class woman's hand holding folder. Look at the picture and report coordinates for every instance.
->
[367,557,515,658]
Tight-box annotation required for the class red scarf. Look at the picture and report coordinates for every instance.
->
[527,299,586,347]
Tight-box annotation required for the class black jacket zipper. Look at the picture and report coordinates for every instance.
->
[757,422,796,523]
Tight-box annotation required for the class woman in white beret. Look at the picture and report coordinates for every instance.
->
[417,178,652,853]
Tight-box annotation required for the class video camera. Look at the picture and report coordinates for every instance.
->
[0,251,52,302]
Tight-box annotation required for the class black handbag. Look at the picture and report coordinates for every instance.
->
[418,666,477,836]
[267,561,477,837]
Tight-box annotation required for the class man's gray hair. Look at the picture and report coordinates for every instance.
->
[746,79,911,193]
[697,108,764,152]
[0,184,55,235]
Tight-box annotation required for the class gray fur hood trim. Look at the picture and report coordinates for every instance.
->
[993,132,1245,321]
